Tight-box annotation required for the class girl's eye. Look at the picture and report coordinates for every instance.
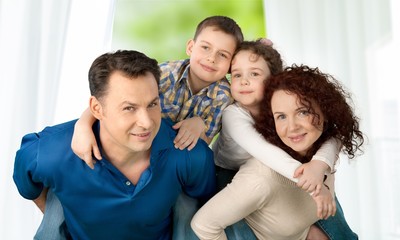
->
[202,46,209,50]
[232,73,241,79]
[250,72,260,77]
[219,52,227,58]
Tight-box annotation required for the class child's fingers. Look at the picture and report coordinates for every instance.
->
[187,139,197,151]
[92,144,102,160]
[83,153,95,169]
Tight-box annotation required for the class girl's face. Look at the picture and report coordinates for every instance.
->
[271,90,324,156]
[230,50,271,116]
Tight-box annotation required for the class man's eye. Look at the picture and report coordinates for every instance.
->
[149,102,159,108]
[123,106,135,111]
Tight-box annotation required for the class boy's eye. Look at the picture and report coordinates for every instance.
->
[202,46,209,50]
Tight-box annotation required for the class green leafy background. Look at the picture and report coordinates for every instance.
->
[112,0,265,63]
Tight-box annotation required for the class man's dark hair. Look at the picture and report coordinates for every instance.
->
[88,50,161,99]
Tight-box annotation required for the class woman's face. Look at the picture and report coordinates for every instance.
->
[271,90,324,156]
[230,50,271,116]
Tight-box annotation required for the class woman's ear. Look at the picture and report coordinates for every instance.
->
[186,39,194,56]
[89,96,103,120]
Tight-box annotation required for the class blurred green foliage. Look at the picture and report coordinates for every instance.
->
[112,0,265,63]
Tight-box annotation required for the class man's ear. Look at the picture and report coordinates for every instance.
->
[186,39,194,56]
[89,96,103,120]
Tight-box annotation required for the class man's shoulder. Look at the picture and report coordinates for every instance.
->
[19,119,78,152]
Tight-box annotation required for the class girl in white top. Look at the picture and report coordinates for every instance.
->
[190,40,364,239]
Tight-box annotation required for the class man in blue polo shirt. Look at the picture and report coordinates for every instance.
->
[13,50,216,239]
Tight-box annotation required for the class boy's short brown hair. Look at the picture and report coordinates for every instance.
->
[194,16,244,47]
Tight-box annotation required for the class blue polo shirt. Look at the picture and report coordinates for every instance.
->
[13,119,216,240]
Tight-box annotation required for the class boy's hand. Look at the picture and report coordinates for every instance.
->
[294,160,329,195]
[311,185,336,219]
[71,119,102,169]
[172,117,205,151]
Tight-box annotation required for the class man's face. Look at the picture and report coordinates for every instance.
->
[93,71,161,157]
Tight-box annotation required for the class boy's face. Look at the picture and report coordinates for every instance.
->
[186,26,237,87]
[230,50,271,116]
[91,71,161,157]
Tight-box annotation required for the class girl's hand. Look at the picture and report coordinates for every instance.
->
[294,160,329,195]
[311,185,336,219]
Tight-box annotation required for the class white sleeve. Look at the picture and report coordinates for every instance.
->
[223,106,301,182]
[311,138,341,173]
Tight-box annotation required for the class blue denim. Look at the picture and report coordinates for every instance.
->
[34,190,70,240]
[315,196,359,240]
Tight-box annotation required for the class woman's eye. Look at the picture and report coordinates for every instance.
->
[299,110,310,116]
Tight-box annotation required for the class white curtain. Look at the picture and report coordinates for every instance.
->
[0,0,115,238]
[263,0,399,239]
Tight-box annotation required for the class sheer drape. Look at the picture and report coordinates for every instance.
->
[0,0,115,238]
[263,0,398,239]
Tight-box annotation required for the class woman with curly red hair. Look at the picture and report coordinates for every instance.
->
[191,61,364,239]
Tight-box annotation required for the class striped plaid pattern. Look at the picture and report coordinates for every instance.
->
[159,59,234,138]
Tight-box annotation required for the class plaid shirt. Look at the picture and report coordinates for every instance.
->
[159,59,233,139]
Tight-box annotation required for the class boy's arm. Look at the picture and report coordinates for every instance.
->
[172,95,231,150]
[71,108,101,169]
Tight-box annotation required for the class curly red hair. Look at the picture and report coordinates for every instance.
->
[254,65,365,163]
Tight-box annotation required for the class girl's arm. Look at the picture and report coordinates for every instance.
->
[71,108,101,169]
[223,105,336,193]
